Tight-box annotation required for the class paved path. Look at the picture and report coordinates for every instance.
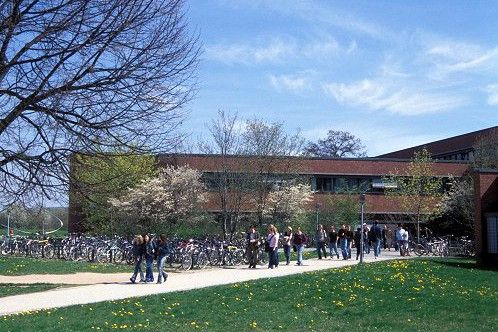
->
[0,251,406,316]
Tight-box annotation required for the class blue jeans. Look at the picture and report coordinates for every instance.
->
[296,244,305,265]
[283,245,291,264]
[329,242,339,257]
[131,255,144,281]
[374,239,382,257]
[145,255,154,281]
[268,248,278,268]
[365,241,371,254]
[340,238,348,259]
[157,255,168,282]
[346,239,352,258]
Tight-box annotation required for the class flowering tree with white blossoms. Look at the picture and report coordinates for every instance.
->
[110,165,207,232]
[263,183,313,224]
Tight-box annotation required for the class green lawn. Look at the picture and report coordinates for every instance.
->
[0,258,496,331]
[0,256,131,275]
[0,284,64,298]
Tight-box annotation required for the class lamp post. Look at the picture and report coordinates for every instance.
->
[359,194,366,263]
[315,203,321,231]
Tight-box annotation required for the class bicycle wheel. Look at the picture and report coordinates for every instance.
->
[232,249,244,265]
[43,244,55,259]
[413,243,426,256]
[209,250,221,266]
[96,249,110,263]
[112,249,124,263]
[180,254,193,271]
[196,251,209,269]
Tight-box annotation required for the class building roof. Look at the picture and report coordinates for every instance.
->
[157,154,468,177]
[375,126,498,159]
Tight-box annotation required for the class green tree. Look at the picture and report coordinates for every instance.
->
[437,175,474,236]
[385,149,443,242]
[72,152,157,233]
[473,128,498,169]
[326,193,361,228]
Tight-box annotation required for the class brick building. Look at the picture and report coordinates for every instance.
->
[473,169,498,266]
[157,153,468,220]
[68,126,498,266]
[376,126,498,161]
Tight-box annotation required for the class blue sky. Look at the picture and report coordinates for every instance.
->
[184,0,498,156]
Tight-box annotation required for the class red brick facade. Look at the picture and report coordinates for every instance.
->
[474,170,498,266]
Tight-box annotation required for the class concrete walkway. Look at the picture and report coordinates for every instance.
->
[0,251,406,316]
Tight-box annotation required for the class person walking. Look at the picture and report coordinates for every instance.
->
[293,227,307,266]
[328,225,339,259]
[315,224,328,259]
[403,227,411,256]
[155,234,170,284]
[364,225,371,254]
[395,224,406,256]
[246,225,260,268]
[338,224,348,260]
[144,234,155,282]
[267,225,280,269]
[282,226,293,265]
[354,227,362,260]
[371,221,383,258]
[346,225,353,259]
[130,235,145,283]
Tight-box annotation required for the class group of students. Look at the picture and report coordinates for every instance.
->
[130,234,170,284]
[316,222,387,261]
[246,224,308,269]
[247,222,413,268]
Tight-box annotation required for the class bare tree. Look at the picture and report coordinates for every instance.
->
[304,130,366,158]
[385,149,444,242]
[241,119,305,225]
[199,110,249,239]
[0,0,199,205]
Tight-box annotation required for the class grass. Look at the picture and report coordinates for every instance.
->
[0,256,131,275]
[0,284,64,298]
[0,248,319,276]
[0,258,496,331]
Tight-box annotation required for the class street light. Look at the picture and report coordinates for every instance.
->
[359,194,366,263]
[315,203,321,231]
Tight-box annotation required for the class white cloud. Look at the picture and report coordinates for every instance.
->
[269,72,314,93]
[485,84,498,106]
[204,39,295,65]
[302,38,340,58]
[205,36,356,65]
[422,36,498,78]
[323,79,467,116]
